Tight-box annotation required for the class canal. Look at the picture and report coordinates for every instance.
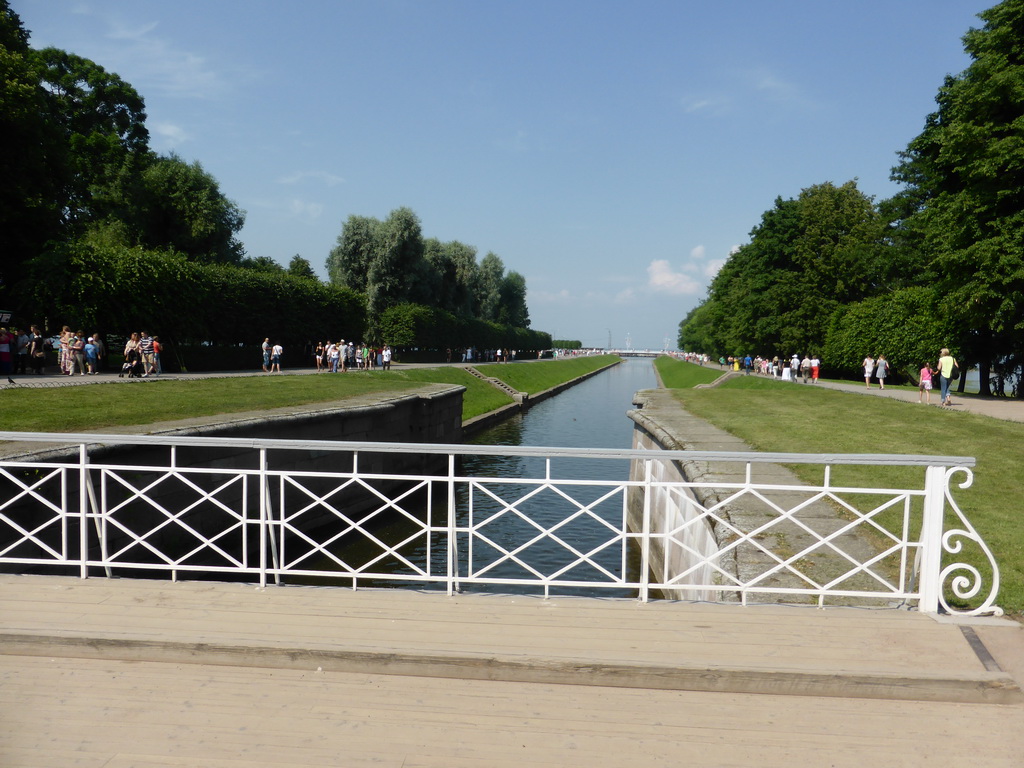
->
[337,356,660,596]
[449,356,659,596]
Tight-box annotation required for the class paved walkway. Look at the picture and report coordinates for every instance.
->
[1,574,1022,767]
[812,378,1024,423]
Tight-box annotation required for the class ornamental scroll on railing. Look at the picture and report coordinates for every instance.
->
[936,467,1002,617]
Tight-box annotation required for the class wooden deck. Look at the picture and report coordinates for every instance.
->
[1,574,1022,767]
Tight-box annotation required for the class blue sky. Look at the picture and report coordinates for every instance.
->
[18,0,992,350]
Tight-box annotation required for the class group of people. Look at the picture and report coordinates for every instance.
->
[120,331,162,378]
[0,325,164,378]
[312,341,392,373]
[861,354,891,390]
[916,348,960,406]
[0,325,48,375]
[261,338,284,373]
[728,353,822,383]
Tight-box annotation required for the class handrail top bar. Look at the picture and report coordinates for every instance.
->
[0,430,976,468]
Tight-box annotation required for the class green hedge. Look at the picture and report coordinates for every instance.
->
[28,240,367,355]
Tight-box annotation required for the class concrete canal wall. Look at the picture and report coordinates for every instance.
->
[462,359,621,437]
[626,388,887,605]
[626,390,724,600]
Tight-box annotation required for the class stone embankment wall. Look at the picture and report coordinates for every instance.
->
[627,390,725,601]
[462,359,621,437]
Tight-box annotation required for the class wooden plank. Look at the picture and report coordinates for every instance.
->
[2,655,1023,768]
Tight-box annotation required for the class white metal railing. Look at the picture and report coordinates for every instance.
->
[0,431,1001,615]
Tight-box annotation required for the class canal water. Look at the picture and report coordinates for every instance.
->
[302,356,659,596]
[467,356,658,452]
[450,357,659,596]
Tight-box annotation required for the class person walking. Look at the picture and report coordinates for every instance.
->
[918,362,934,404]
[937,348,959,406]
[875,354,889,390]
[27,326,45,374]
[862,355,874,388]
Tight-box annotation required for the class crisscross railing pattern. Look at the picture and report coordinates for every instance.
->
[0,432,1000,615]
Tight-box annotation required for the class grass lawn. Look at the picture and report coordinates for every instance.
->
[475,354,620,395]
[653,356,723,388]
[0,368,513,433]
[659,361,1024,616]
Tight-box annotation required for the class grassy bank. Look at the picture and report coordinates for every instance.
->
[659,360,1024,615]
[653,356,722,388]
[0,368,513,434]
[475,354,620,394]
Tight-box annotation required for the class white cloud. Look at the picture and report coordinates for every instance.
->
[60,10,234,100]
[646,260,701,296]
[682,95,732,116]
[150,121,190,149]
[278,171,345,187]
[288,199,324,220]
[690,244,706,260]
[614,288,637,304]
[704,259,726,279]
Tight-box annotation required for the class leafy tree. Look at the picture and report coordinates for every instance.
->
[287,254,317,280]
[498,270,530,328]
[889,0,1024,394]
[822,286,953,378]
[476,252,505,321]
[447,240,479,317]
[366,206,424,321]
[131,153,245,264]
[33,46,149,229]
[326,214,380,292]
[680,181,888,358]
[239,255,284,272]
[0,1,58,299]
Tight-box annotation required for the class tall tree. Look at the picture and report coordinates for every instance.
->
[0,1,57,299]
[476,251,505,322]
[366,207,424,322]
[287,254,317,280]
[498,270,530,328]
[679,181,887,357]
[34,46,149,229]
[889,0,1024,393]
[326,214,380,292]
[132,153,245,264]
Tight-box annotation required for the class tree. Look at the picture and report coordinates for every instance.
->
[34,46,149,229]
[679,181,888,358]
[287,254,317,280]
[366,207,425,323]
[890,0,1024,394]
[238,255,283,272]
[0,1,58,300]
[498,270,530,328]
[476,252,505,322]
[131,153,245,264]
[326,214,380,292]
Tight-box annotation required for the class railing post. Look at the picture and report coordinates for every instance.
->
[640,457,653,603]
[78,443,89,579]
[918,465,947,613]
[447,452,458,596]
[258,448,268,589]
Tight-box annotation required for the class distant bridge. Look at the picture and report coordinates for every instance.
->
[606,349,665,357]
